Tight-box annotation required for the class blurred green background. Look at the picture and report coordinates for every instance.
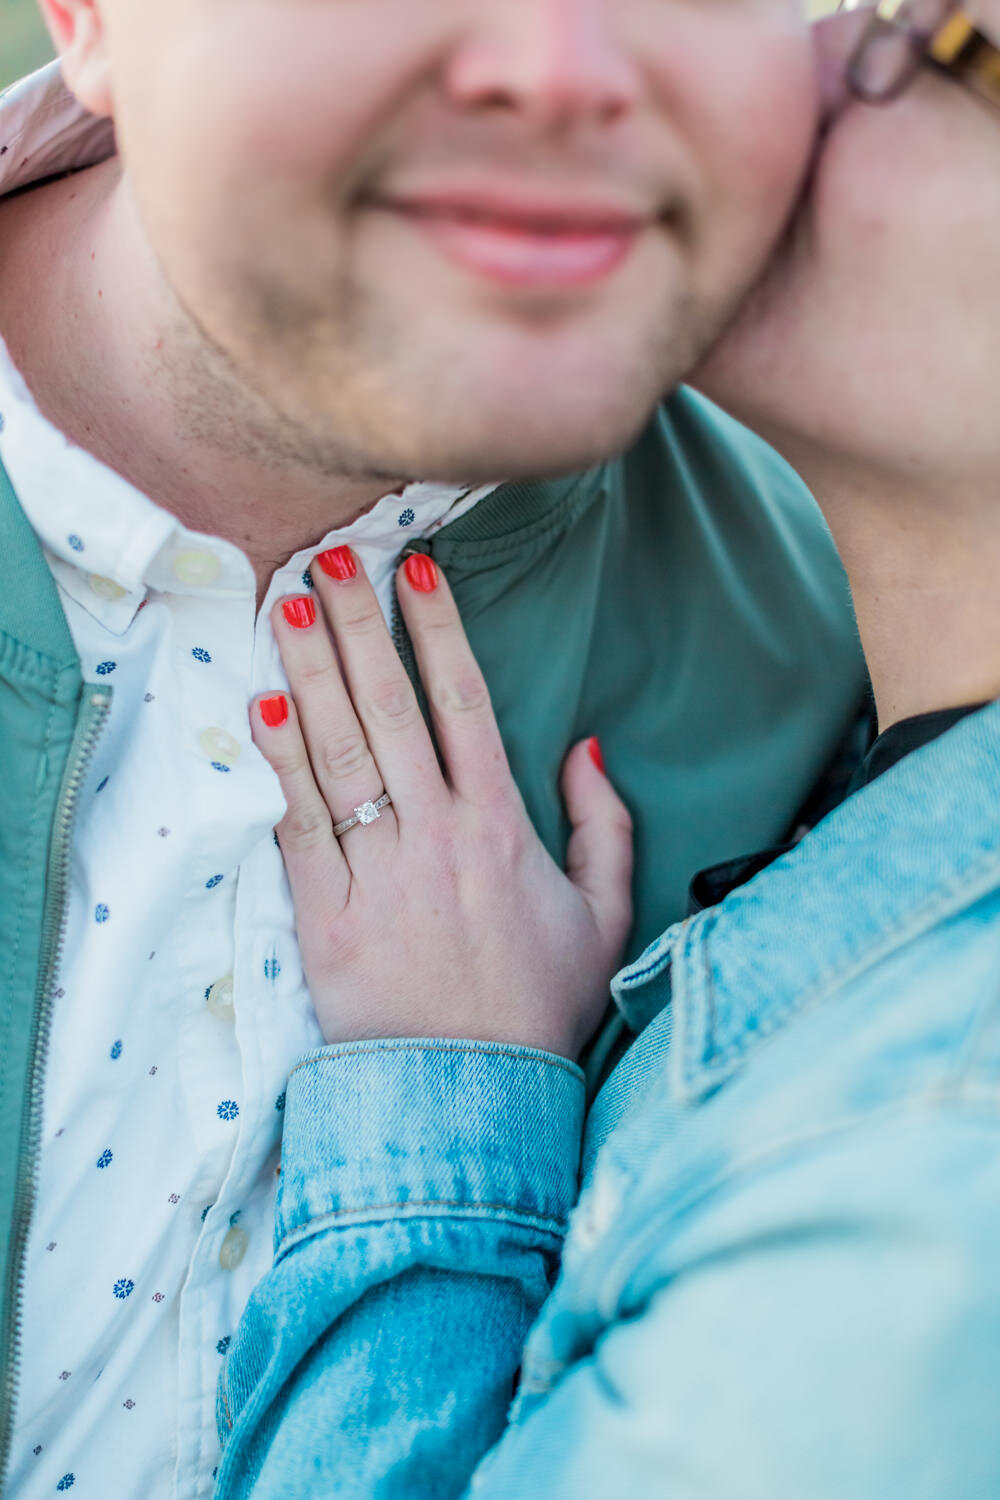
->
[3,0,54,90]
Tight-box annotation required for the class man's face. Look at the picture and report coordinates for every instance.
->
[699,1,1000,484]
[96,0,816,482]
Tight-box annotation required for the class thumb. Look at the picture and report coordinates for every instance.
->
[562,737,634,958]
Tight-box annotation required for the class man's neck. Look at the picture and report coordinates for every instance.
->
[0,159,405,601]
[787,445,1000,733]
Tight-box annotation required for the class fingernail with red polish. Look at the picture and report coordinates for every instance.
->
[259,694,289,729]
[316,545,357,582]
[282,596,316,630]
[404,554,439,594]
[588,736,605,774]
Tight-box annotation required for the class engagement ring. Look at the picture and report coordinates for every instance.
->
[333,793,392,838]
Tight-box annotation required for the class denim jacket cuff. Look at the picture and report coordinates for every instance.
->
[274,1038,586,1256]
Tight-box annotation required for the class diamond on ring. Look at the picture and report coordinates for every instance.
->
[332,792,392,839]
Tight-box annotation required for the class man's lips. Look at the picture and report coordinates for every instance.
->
[372,191,652,290]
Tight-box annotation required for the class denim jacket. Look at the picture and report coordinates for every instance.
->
[215,701,1000,1499]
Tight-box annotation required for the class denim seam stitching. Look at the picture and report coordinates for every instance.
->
[275,1200,569,1260]
[616,916,699,990]
[682,847,1000,1093]
[287,1042,583,1084]
[281,1195,568,1222]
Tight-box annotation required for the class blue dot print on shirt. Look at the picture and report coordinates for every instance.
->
[191,647,212,664]
[113,1278,135,1300]
[94,904,110,924]
[211,762,232,774]
[217,1100,239,1122]
[57,1477,75,1492]
[216,1336,231,1355]
[96,776,109,793]
[301,569,314,591]
[95,661,116,676]
[205,874,224,890]
[110,1039,123,1060]
[264,956,281,982]
[274,1092,286,1113]
[398,507,416,527]
[96,1149,113,1169]
[67,535,84,553]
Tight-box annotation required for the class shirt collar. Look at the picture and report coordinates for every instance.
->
[0,325,492,634]
[614,698,1000,1093]
[0,336,183,631]
[0,61,113,198]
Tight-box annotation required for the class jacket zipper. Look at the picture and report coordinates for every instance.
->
[0,685,112,1492]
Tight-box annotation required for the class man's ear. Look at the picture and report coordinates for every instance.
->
[37,0,113,118]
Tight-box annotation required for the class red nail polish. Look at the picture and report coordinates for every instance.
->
[404,554,439,594]
[588,736,605,774]
[282,596,316,630]
[259,694,289,729]
[316,546,357,582]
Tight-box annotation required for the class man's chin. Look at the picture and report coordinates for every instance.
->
[411,399,663,485]
[238,290,709,483]
[349,348,676,483]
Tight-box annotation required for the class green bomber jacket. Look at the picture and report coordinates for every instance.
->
[0,387,865,1482]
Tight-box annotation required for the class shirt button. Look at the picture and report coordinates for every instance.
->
[88,574,128,601]
[198,727,241,767]
[172,549,222,587]
[219,1226,249,1271]
[206,976,235,1022]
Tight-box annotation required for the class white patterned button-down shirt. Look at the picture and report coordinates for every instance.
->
[0,62,495,1500]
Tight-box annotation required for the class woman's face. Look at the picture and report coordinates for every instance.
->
[698,2,1000,487]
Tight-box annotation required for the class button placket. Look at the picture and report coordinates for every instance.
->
[173,583,289,1500]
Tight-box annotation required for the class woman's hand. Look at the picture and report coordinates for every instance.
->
[251,548,633,1060]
